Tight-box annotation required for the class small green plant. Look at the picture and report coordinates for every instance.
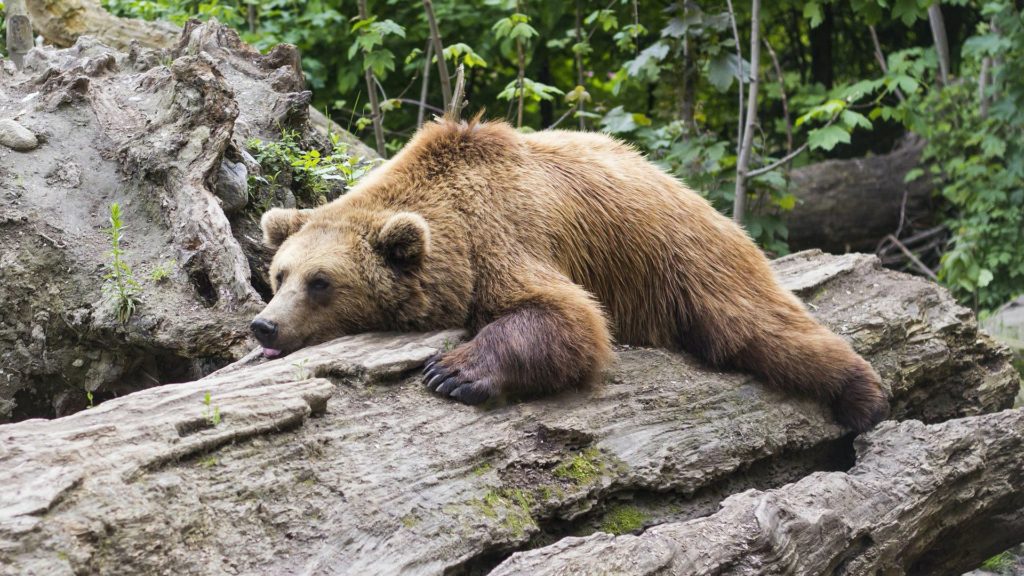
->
[246,129,373,209]
[202,391,221,426]
[292,358,312,380]
[103,203,141,324]
[86,390,94,409]
[149,259,176,283]
[981,551,1015,572]
[200,456,218,468]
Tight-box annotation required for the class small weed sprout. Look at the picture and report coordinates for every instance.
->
[86,390,94,409]
[203,391,221,426]
[149,259,176,283]
[292,358,312,380]
[103,203,141,324]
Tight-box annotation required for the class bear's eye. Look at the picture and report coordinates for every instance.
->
[308,278,330,292]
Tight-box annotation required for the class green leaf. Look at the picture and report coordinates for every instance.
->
[840,79,884,101]
[892,0,926,26]
[978,269,994,288]
[777,194,797,211]
[351,16,376,33]
[565,85,591,104]
[841,110,872,130]
[510,22,539,41]
[904,168,924,183]
[803,2,824,28]
[374,19,405,38]
[981,135,1006,159]
[584,9,618,31]
[706,51,750,92]
[888,74,919,94]
[443,43,488,68]
[600,106,638,134]
[404,47,422,65]
[807,125,851,151]
[363,49,396,77]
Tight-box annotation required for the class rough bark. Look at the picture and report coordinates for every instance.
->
[492,409,1024,576]
[21,0,376,159]
[0,21,372,422]
[0,251,1018,575]
[785,138,935,253]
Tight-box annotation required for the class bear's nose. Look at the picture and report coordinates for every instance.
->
[250,318,279,345]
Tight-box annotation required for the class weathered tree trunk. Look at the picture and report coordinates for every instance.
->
[21,0,376,158]
[785,137,935,253]
[0,251,1018,575]
[0,21,372,422]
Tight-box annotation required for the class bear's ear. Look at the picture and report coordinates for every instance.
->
[261,208,309,249]
[373,212,430,269]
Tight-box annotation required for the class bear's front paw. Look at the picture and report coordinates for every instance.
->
[422,352,497,405]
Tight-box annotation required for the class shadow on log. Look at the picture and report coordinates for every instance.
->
[0,251,1018,575]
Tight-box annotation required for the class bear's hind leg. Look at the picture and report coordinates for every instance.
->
[423,275,613,404]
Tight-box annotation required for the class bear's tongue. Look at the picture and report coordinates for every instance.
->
[263,347,282,358]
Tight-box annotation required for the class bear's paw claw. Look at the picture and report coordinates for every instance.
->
[449,381,494,405]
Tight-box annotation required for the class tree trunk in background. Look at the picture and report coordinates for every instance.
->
[733,0,762,224]
[809,3,834,88]
[929,4,951,85]
[5,0,34,67]
[538,43,554,128]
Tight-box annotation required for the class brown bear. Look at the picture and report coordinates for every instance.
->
[253,117,890,432]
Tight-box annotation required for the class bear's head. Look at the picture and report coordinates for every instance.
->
[250,206,433,357]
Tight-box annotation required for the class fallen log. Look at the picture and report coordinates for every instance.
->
[492,408,1024,576]
[0,251,1018,575]
[785,137,936,254]
[23,0,180,50]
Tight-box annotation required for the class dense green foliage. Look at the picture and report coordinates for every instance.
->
[903,2,1024,310]
[246,129,375,209]
[96,0,1021,310]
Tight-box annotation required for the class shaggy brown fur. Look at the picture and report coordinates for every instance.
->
[255,118,889,432]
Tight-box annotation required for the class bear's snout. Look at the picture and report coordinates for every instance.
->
[250,317,279,347]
